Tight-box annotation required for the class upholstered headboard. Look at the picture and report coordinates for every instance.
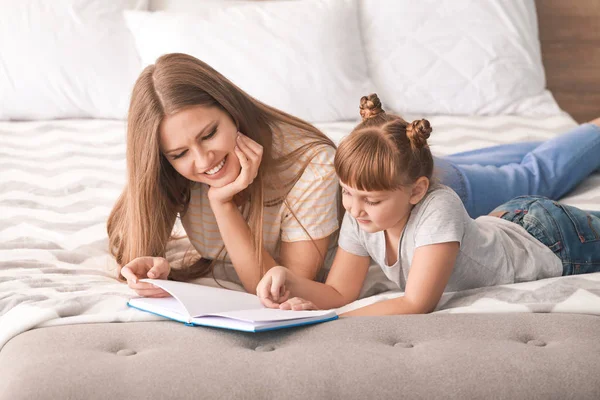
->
[148,0,598,123]
[536,0,600,123]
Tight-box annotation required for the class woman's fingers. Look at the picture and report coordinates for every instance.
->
[236,134,261,179]
[121,257,170,284]
[127,280,158,291]
[134,288,170,298]
[120,266,138,283]
[237,132,263,158]
[128,280,170,297]
[147,257,170,279]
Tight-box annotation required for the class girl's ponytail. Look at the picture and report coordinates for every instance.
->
[406,119,432,150]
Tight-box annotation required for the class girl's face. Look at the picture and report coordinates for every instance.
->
[340,181,425,236]
[159,105,241,188]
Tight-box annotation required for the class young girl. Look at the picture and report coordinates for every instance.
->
[256,94,600,315]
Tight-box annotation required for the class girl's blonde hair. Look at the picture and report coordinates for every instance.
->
[334,93,434,191]
[107,53,338,281]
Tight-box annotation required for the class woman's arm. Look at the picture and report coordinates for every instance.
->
[210,207,334,294]
[341,241,459,316]
[210,202,276,293]
[279,235,332,279]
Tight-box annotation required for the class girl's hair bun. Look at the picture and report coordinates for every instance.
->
[407,119,432,149]
[359,93,385,121]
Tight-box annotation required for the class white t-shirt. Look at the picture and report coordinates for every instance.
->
[338,185,563,292]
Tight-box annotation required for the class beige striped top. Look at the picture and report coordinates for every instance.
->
[180,127,340,280]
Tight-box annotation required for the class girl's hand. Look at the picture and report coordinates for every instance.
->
[208,132,263,206]
[120,256,171,298]
[256,266,291,308]
[279,297,319,311]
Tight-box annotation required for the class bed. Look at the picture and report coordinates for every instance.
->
[2,114,600,399]
[2,0,600,399]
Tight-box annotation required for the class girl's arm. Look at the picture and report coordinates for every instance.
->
[258,247,371,310]
[342,241,459,316]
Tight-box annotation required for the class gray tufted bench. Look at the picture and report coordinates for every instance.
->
[1,313,599,399]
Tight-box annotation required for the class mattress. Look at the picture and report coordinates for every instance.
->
[1,115,600,399]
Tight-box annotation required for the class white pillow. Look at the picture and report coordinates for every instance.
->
[125,0,372,123]
[360,0,562,116]
[0,0,147,121]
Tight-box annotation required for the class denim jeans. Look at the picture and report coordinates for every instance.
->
[491,196,600,276]
[436,123,600,218]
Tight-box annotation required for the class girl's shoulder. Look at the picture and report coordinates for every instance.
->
[423,184,462,203]
[414,185,468,218]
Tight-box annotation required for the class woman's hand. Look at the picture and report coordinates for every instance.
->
[279,297,319,311]
[256,266,291,308]
[208,132,263,206]
[120,256,171,298]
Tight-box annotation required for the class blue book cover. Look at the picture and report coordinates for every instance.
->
[127,279,338,332]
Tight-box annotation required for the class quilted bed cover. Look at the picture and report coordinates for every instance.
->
[1,114,600,350]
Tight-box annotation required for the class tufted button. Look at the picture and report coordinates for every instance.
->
[393,342,414,348]
[116,349,137,356]
[255,345,275,352]
[526,340,546,347]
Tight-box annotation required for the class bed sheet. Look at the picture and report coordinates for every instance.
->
[1,115,599,349]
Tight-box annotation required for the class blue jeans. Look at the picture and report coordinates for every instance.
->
[436,123,600,218]
[491,196,600,276]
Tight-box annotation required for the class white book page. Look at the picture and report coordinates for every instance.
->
[141,279,262,316]
[212,308,336,323]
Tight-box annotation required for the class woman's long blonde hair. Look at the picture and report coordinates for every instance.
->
[107,53,337,280]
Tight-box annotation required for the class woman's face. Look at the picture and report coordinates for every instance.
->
[159,105,241,188]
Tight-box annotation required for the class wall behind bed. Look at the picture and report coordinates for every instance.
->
[536,0,600,123]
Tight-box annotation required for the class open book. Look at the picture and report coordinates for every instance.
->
[127,279,338,332]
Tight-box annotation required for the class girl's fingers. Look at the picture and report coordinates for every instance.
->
[291,301,317,311]
[279,297,318,311]
[279,290,291,304]
[260,296,281,309]
[270,273,285,302]
[256,276,272,300]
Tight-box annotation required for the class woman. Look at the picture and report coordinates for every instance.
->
[109,53,341,296]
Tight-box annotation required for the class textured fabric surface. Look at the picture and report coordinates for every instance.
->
[1,314,599,399]
[2,115,600,351]
[0,0,146,120]
[359,0,561,116]
[125,0,372,122]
